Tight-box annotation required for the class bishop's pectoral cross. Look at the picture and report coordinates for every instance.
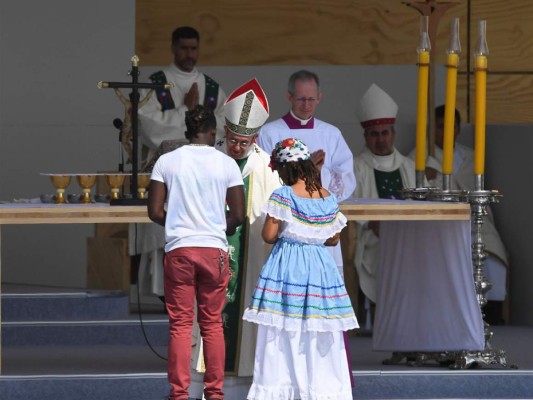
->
[98,55,172,205]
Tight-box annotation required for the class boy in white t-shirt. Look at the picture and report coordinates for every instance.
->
[148,105,245,400]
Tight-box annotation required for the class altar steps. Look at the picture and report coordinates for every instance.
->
[1,284,532,400]
[1,285,170,399]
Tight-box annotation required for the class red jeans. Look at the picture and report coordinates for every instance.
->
[164,247,229,400]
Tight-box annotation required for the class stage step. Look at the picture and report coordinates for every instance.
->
[2,286,169,347]
[0,373,170,400]
[2,288,129,321]
[2,318,168,346]
[1,285,532,399]
[1,367,532,400]
[1,286,172,399]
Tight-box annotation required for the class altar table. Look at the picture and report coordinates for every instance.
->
[0,199,474,372]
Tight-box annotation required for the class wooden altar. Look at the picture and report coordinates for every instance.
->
[0,200,470,372]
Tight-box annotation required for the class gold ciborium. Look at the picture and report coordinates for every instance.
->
[105,173,127,200]
[137,173,151,199]
[47,174,72,204]
[76,174,97,203]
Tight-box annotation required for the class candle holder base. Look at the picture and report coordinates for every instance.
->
[399,187,468,202]
[448,349,517,370]
[383,349,518,370]
[399,187,439,200]
[426,188,469,202]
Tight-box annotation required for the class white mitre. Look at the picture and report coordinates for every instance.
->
[356,83,398,129]
[224,78,269,136]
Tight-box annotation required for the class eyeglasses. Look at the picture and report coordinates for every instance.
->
[294,97,318,104]
[227,138,252,148]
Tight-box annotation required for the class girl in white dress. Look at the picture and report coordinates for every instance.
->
[243,138,359,400]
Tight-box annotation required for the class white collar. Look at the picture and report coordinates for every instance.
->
[289,110,313,126]
[360,147,405,172]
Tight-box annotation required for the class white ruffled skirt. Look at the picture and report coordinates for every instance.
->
[247,325,353,400]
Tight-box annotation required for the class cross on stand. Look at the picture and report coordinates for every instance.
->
[98,55,172,205]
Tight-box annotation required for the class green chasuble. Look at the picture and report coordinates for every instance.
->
[224,157,249,372]
[373,169,404,199]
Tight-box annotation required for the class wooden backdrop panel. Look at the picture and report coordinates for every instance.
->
[469,74,533,124]
[135,0,532,124]
[454,73,533,124]
[135,0,467,66]
[471,0,533,72]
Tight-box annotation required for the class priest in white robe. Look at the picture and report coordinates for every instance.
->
[353,84,417,322]
[257,70,356,277]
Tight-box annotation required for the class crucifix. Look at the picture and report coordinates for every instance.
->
[98,55,172,205]
[404,0,457,157]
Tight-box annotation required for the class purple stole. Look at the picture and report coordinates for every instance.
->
[281,112,315,129]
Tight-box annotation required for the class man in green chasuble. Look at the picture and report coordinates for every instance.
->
[193,78,280,376]
[352,83,417,329]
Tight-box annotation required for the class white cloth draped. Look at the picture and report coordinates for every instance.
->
[408,143,509,301]
[373,220,484,351]
[353,147,417,302]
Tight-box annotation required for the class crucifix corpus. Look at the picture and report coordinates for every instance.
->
[97,55,173,205]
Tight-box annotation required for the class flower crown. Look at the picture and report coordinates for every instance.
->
[268,138,310,171]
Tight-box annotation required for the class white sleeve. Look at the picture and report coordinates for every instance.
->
[150,158,165,183]
[328,130,356,201]
[138,88,189,149]
[257,125,276,154]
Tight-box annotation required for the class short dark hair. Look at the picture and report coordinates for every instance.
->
[172,26,200,46]
[435,105,461,126]
[288,70,320,94]
[185,105,216,140]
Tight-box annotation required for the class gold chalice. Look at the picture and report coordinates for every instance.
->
[137,173,151,199]
[105,173,127,200]
[47,174,72,204]
[76,174,97,203]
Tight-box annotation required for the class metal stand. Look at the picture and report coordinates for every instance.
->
[448,185,516,369]
[98,55,171,206]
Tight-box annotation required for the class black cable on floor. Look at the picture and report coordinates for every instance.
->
[133,222,168,361]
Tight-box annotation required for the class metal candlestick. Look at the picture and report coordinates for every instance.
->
[448,177,516,369]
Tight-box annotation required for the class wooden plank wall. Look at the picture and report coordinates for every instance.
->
[136,0,533,124]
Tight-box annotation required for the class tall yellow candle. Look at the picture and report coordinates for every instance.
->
[442,18,461,177]
[474,55,487,175]
[474,20,489,176]
[415,16,431,188]
[442,52,459,175]
[415,50,430,173]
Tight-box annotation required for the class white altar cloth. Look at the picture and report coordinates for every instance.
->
[372,220,485,352]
